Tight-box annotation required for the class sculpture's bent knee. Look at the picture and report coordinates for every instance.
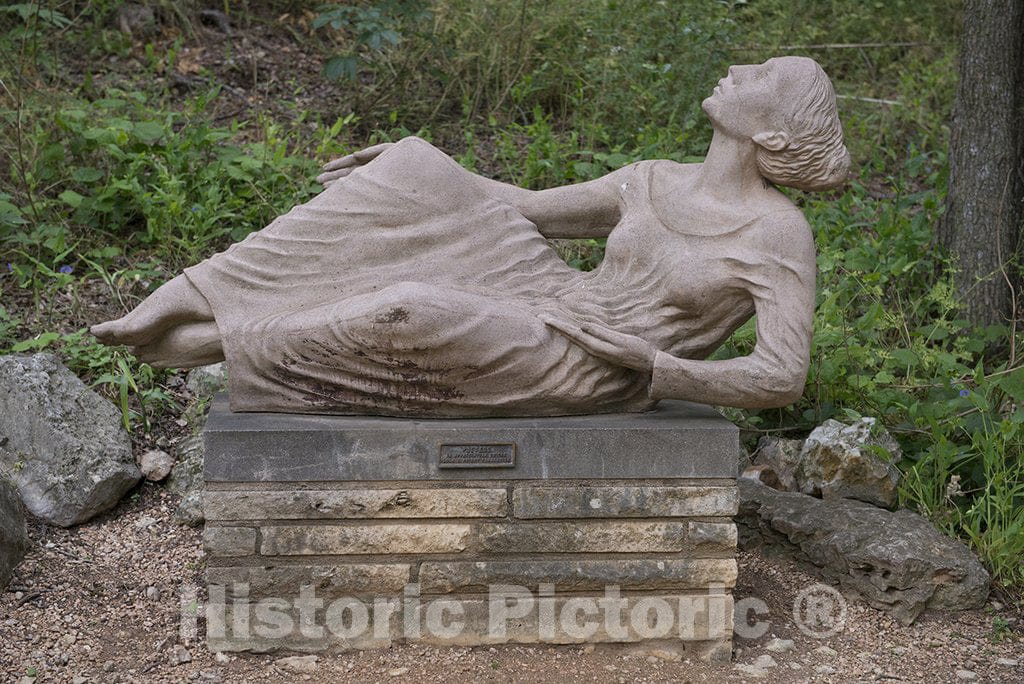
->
[343,280,461,349]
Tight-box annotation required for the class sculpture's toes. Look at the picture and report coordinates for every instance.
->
[90,317,155,346]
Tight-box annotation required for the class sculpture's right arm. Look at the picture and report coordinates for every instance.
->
[471,167,635,239]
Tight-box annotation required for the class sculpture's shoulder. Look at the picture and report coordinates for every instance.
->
[644,158,702,183]
[743,208,817,283]
[749,203,813,248]
[617,159,698,206]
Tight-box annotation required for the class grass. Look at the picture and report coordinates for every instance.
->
[1,0,1022,597]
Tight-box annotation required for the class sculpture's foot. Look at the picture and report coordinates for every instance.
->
[91,274,215,347]
[90,314,161,347]
[132,321,224,368]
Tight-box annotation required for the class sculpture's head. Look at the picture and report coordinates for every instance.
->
[702,56,850,192]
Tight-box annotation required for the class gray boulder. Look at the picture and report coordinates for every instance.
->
[0,354,141,527]
[798,418,902,509]
[737,479,990,624]
[0,475,30,590]
[751,436,803,491]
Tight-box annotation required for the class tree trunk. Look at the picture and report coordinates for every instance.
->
[939,0,1024,328]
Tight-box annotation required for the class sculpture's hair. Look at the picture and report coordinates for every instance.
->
[756,60,851,192]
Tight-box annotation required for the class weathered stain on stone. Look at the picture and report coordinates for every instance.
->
[261,523,472,555]
[205,489,508,521]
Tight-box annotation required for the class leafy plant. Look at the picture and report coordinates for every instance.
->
[2,88,326,273]
[314,0,431,81]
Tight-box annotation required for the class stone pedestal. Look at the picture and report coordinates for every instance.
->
[202,397,739,660]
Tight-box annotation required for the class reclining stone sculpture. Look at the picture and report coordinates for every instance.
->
[91,56,850,418]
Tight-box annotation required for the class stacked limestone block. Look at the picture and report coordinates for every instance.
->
[202,397,738,660]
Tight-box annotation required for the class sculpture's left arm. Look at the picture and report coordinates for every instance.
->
[317,139,631,239]
[649,217,816,409]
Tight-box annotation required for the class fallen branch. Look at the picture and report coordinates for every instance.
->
[837,95,903,106]
[730,41,936,51]
[14,590,47,609]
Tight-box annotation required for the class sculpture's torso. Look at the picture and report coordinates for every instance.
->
[557,161,757,361]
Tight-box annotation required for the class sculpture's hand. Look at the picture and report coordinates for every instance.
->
[539,314,657,373]
[317,143,395,187]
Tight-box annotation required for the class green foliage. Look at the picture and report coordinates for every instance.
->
[990,616,1014,643]
[0,305,22,351]
[315,0,431,81]
[1,89,323,273]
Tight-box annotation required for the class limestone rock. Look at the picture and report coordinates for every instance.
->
[185,362,228,400]
[0,476,30,590]
[172,488,204,527]
[738,444,753,473]
[737,479,990,624]
[203,526,256,556]
[765,638,795,653]
[798,417,902,508]
[167,386,217,526]
[276,655,318,673]
[140,449,174,482]
[751,436,803,491]
[168,434,203,496]
[168,431,205,525]
[734,664,768,679]
[0,354,141,527]
[739,464,783,490]
[167,644,191,665]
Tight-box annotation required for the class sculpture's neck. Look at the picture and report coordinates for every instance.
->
[693,129,768,202]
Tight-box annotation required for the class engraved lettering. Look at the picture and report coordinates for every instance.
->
[438,444,516,468]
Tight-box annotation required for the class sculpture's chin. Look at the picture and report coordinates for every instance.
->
[700,95,716,120]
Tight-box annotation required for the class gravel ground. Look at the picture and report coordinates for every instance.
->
[1,484,1021,684]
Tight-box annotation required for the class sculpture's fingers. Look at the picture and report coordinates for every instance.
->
[539,314,586,340]
[316,167,355,185]
[579,339,632,367]
[322,143,393,173]
[321,154,357,172]
[540,316,627,361]
[580,323,631,346]
[351,142,393,162]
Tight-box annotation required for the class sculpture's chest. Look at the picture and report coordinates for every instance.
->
[602,212,744,306]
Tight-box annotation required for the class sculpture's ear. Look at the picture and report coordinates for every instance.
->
[752,131,790,152]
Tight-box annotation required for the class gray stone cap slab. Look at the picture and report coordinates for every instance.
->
[204,395,738,482]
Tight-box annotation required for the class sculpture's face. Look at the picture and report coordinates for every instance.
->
[702,56,819,140]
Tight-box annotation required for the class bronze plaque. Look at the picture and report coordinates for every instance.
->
[438,443,516,468]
